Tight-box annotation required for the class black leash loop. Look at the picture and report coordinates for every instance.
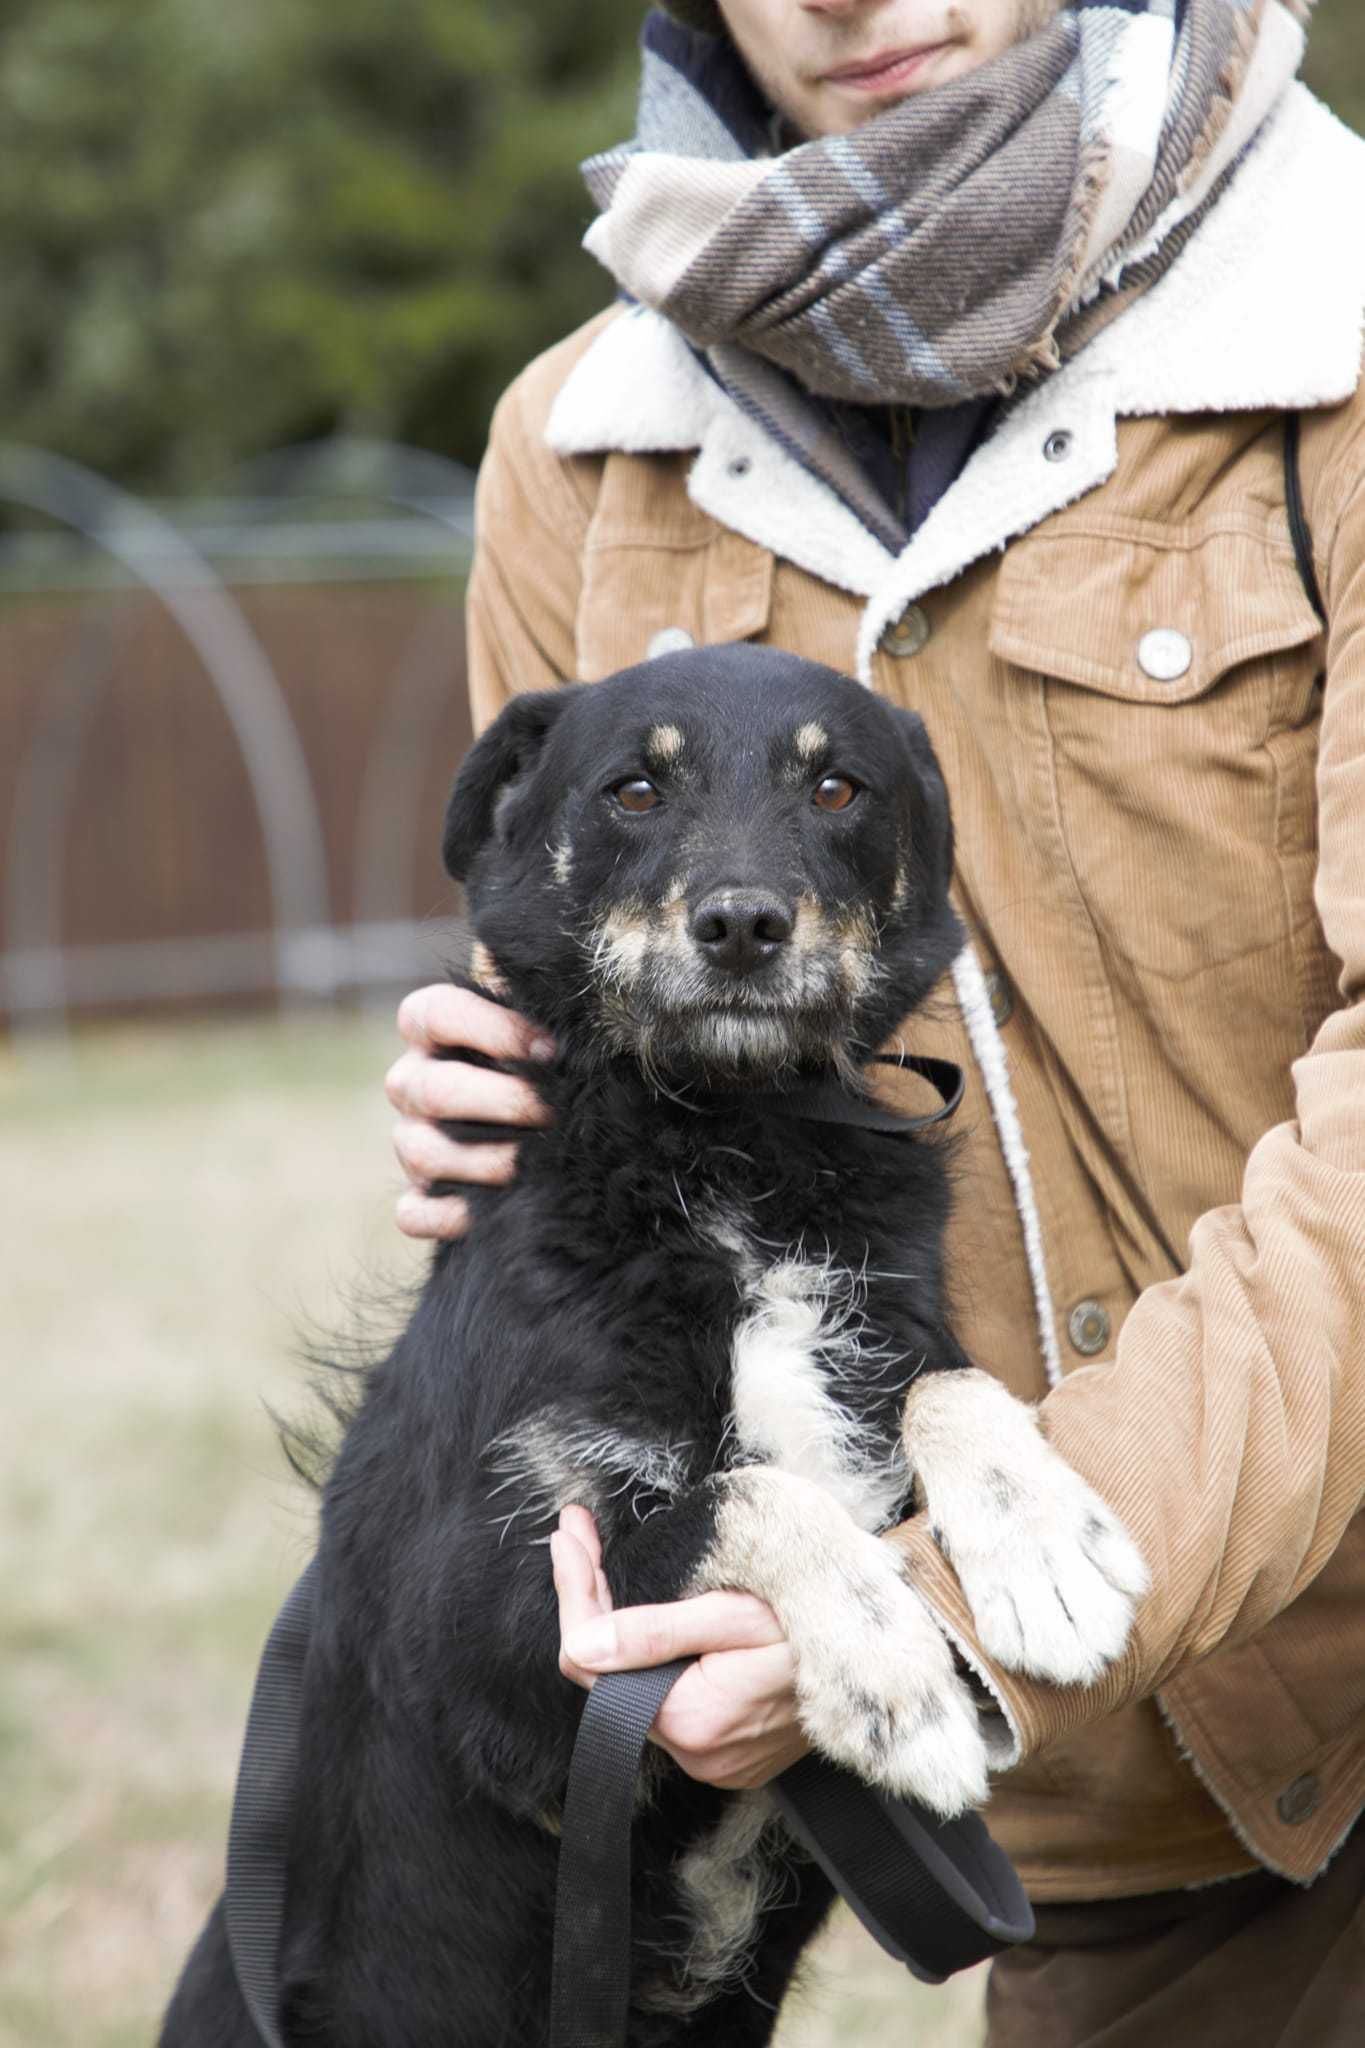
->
[771,1755,1033,1986]
[708,1051,965,1141]
[867,1051,965,1129]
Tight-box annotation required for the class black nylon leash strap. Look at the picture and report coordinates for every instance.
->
[771,1753,1033,1985]
[710,1051,965,1141]
[549,1661,693,2048]
[225,1560,317,2048]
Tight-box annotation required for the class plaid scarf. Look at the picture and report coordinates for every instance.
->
[584,2,1311,426]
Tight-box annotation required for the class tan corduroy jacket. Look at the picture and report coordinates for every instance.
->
[463,83,1365,1899]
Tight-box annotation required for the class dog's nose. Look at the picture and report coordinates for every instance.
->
[690,891,794,975]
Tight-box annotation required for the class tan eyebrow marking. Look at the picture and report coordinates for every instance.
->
[793,722,828,761]
[645,723,685,765]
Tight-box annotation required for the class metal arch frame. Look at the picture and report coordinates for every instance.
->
[0,444,335,1028]
[209,434,478,536]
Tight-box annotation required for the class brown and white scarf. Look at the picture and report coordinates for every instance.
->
[583,2,1312,415]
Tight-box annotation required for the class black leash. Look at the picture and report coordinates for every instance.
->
[225,1561,315,2048]
[704,1050,965,1141]
[223,1588,1033,2048]
[549,1661,694,2048]
[547,1664,1032,2048]
[223,1048,1035,2044]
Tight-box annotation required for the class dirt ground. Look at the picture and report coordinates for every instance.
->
[0,1013,987,2047]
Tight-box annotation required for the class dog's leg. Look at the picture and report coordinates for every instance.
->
[902,1367,1150,1686]
[607,1469,992,1817]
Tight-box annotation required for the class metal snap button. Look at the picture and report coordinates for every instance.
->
[1276,1775,1321,1827]
[879,604,931,658]
[728,455,753,478]
[984,970,1014,1028]
[646,627,696,660]
[1043,430,1074,463]
[1137,628,1193,682]
[1067,1300,1111,1357]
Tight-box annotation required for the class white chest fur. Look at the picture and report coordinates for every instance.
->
[724,1236,909,1534]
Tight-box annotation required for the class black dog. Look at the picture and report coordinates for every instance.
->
[162,645,1144,2047]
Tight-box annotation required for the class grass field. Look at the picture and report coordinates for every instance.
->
[0,1013,986,2047]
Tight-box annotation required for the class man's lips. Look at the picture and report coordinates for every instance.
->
[821,43,955,95]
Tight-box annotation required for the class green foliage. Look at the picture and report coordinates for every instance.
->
[0,0,644,488]
[1,2,1363,492]
[1303,0,1365,135]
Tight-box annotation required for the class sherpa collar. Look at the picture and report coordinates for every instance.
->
[548,85,1365,605]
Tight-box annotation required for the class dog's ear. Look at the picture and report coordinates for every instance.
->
[892,706,954,890]
[443,689,571,881]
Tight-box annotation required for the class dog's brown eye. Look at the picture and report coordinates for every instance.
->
[813,775,858,812]
[612,778,662,814]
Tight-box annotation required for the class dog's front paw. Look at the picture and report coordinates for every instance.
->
[787,1539,990,1817]
[690,1468,989,1816]
[905,1370,1150,1688]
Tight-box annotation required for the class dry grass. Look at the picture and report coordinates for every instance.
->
[0,1013,986,2047]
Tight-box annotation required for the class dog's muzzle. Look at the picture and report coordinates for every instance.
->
[588,892,874,1080]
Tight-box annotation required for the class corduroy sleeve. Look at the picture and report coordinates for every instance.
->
[893,402,1365,1767]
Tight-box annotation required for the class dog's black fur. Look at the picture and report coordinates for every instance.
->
[158,647,1043,2045]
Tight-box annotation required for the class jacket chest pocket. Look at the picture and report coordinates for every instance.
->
[988,525,1325,983]
[575,452,773,681]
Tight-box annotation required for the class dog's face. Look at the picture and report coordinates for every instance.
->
[444,646,961,1084]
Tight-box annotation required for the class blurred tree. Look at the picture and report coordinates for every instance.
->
[0,0,1361,491]
[1303,2,1365,131]
[0,0,642,488]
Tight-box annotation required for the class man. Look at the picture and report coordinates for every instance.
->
[384,1,1365,2038]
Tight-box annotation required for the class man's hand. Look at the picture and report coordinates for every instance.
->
[550,1505,812,1791]
[385,983,555,1241]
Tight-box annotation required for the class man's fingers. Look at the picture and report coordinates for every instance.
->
[551,1529,604,1627]
[553,1520,615,1689]
[558,1504,603,1572]
[386,985,553,1244]
[395,1189,472,1243]
[385,1046,552,1129]
[392,1118,519,1191]
[395,983,555,1065]
[649,1641,804,1780]
[562,1590,784,1673]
